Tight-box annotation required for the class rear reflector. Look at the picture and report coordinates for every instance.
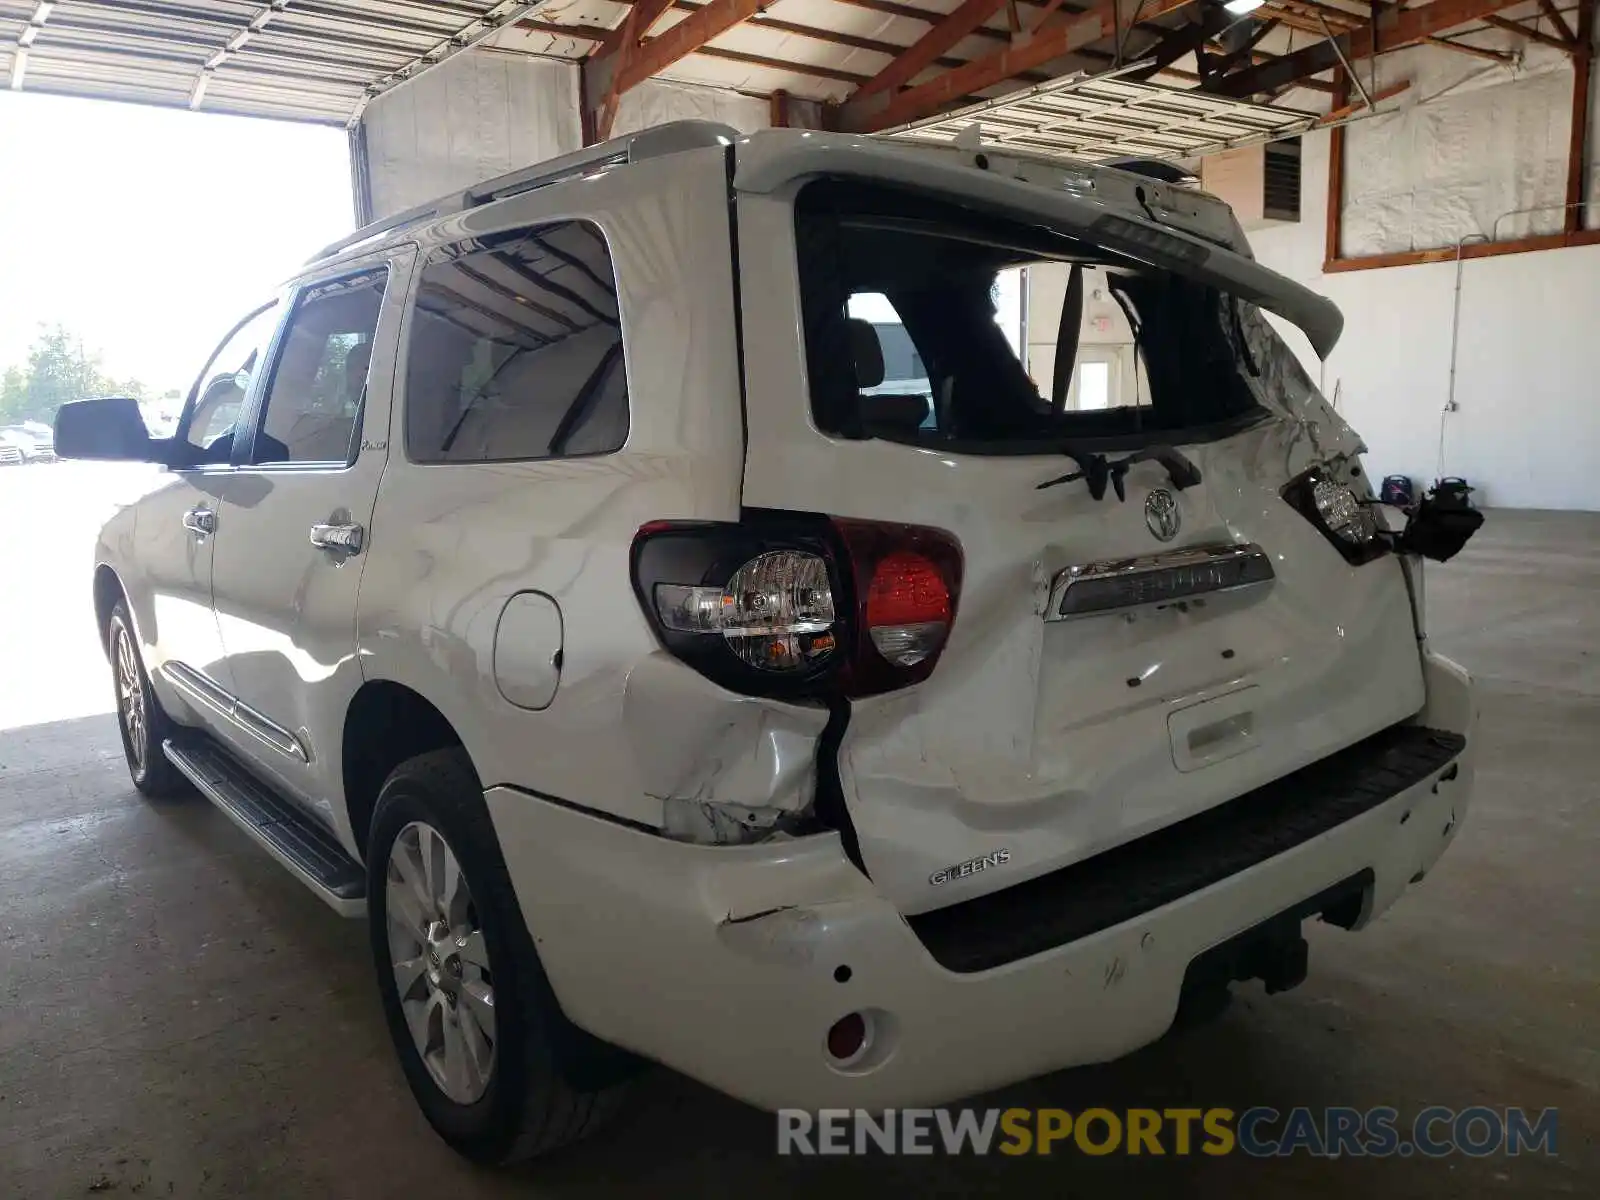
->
[1047,542,1274,620]
[826,1011,869,1063]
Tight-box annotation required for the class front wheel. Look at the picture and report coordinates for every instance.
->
[367,748,634,1163]
[108,601,188,798]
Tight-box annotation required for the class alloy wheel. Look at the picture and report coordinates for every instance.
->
[115,626,146,773]
[386,821,497,1104]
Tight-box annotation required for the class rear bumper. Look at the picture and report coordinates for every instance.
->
[489,650,1474,1111]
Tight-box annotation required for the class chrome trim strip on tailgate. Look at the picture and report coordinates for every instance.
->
[1046,542,1274,621]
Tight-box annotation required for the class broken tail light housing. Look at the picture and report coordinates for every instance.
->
[631,515,962,699]
[1281,463,1387,565]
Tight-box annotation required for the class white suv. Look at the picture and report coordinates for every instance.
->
[57,121,1479,1165]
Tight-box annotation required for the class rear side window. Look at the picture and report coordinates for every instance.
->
[405,220,628,463]
[253,270,388,465]
[796,181,1272,450]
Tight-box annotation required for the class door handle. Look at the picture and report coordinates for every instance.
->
[309,521,364,555]
[182,507,216,536]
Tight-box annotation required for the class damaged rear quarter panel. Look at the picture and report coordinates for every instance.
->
[623,652,830,843]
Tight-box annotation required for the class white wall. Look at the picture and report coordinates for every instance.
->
[1341,41,1582,252]
[1244,34,1600,511]
[357,53,775,221]
[612,78,770,138]
[360,50,582,219]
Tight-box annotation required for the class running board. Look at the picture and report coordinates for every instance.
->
[163,734,367,917]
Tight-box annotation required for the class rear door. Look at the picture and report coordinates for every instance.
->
[210,247,413,825]
[734,170,1425,915]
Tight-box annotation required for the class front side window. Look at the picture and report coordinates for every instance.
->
[181,301,281,462]
[405,220,628,464]
[252,269,388,466]
[798,181,1276,450]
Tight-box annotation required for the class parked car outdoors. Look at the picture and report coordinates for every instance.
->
[55,122,1480,1167]
[0,424,54,463]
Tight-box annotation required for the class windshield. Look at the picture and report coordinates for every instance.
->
[796,180,1317,452]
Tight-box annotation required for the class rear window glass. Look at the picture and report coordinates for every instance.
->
[405,220,627,463]
[796,180,1283,450]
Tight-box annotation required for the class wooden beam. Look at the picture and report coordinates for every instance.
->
[612,0,777,105]
[1203,17,1282,75]
[694,44,873,84]
[843,0,1195,132]
[539,17,880,90]
[770,87,791,126]
[1260,0,1361,37]
[578,58,600,145]
[1423,34,1517,63]
[1537,0,1578,43]
[1483,13,1577,50]
[1325,69,1348,264]
[1324,228,1600,272]
[740,8,1037,73]
[587,0,675,138]
[852,0,1010,102]
[1316,76,1409,123]
[1211,0,1533,96]
[1126,3,1235,81]
[1564,0,1594,233]
[546,5,1060,84]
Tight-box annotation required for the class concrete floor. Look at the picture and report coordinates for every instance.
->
[1,482,1596,1196]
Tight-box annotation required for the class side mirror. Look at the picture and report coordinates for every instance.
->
[53,397,158,462]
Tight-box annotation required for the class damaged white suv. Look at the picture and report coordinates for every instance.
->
[57,120,1480,1164]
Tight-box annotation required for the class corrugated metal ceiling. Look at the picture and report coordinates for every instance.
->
[0,0,553,123]
[0,0,1216,123]
[891,69,1318,162]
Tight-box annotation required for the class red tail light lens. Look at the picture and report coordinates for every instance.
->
[833,519,963,696]
[631,515,962,699]
[865,552,952,667]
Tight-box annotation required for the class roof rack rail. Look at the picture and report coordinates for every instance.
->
[309,120,740,264]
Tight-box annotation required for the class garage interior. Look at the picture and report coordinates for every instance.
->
[1,0,1597,1194]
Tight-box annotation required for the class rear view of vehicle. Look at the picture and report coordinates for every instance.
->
[51,122,1481,1165]
[536,130,1476,1113]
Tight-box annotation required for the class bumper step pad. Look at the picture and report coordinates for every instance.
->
[908,724,1465,973]
[164,732,366,915]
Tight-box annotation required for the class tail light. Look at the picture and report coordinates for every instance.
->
[631,515,962,699]
[1282,463,1386,565]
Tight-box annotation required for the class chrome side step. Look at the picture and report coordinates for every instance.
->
[163,734,367,917]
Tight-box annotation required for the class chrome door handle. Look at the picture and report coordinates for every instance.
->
[309,522,364,555]
[182,507,216,536]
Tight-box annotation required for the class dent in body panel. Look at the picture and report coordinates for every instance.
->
[623,652,828,844]
[355,147,749,829]
[800,424,1426,912]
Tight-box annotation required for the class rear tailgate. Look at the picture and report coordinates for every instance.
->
[731,137,1424,916]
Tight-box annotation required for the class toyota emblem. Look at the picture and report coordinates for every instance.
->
[1144,489,1181,542]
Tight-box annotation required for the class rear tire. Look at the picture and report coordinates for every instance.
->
[366,747,636,1163]
[108,602,188,799]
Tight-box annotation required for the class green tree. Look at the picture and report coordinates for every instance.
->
[0,324,151,424]
[0,366,26,422]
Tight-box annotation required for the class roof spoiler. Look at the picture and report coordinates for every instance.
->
[735,133,1343,357]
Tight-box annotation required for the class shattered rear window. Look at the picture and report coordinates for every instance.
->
[795,180,1281,451]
